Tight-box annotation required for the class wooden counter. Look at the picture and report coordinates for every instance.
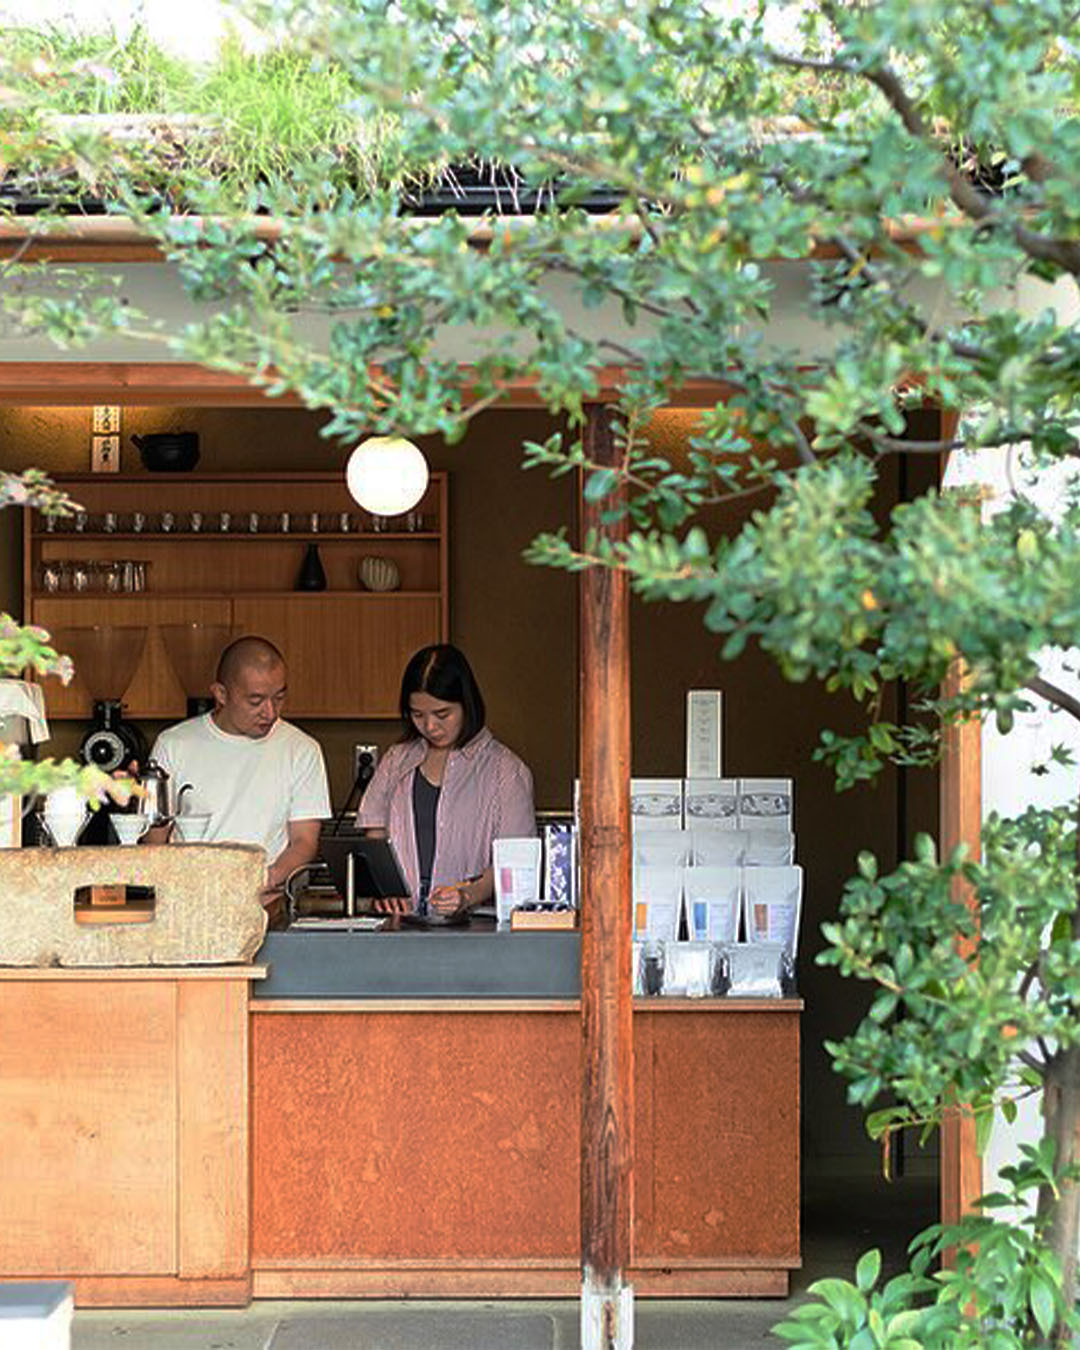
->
[0,965,800,1304]
[250,997,801,1298]
[0,967,264,1307]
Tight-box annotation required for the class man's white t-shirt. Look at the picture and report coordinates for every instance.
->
[150,714,331,866]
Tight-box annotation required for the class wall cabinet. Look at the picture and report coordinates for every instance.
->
[24,473,448,719]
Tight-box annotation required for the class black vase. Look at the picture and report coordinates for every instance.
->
[296,542,327,591]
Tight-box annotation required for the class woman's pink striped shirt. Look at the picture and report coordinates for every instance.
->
[358,726,535,906]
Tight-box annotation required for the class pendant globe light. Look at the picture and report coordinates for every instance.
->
[345,435,429,516]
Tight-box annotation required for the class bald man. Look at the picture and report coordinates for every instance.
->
[149,636,330,898]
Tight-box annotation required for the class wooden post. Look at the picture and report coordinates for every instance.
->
[939,426,984,1232]
[579,403,634,1349]
[939,661,983,1230]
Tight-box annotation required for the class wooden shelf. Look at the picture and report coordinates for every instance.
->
[26,473,449,721]
[35,532,440,543]
[32,590,441,601]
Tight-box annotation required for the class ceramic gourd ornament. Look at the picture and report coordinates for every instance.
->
[358,555,400,592]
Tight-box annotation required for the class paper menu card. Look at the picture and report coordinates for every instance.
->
[493,836,542,928]
[542,823,577,908]
[685,690,723,778]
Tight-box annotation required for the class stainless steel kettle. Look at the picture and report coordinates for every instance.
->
[137,759,190,826]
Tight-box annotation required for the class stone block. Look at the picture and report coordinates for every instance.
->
[0,1281,72,1349]
[0,845,267,966]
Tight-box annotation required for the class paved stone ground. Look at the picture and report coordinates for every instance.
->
[71,1173,937,1350]
[71,1300,787,1349]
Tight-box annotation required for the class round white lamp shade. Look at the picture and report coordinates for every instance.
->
[345,436,429,516]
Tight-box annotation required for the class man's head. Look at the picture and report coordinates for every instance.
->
[211,636,287,739]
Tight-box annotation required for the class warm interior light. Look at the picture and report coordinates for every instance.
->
[345,436,429,516]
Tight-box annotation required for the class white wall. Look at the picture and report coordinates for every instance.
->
[0,257,959,368]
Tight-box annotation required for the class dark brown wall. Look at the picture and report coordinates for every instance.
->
[0,402,938,1179]
[0,406,579,809]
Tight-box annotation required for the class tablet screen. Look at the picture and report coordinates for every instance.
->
[319,831,411,901]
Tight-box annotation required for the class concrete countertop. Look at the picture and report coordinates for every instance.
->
[254,928,581,999]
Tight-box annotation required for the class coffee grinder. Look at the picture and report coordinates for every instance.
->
[159,623,232,717]
[58,625,149,774]
[55,625,149,845]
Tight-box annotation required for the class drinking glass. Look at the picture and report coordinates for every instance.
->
[122,560,148,593]
[189,511,203,533]
[132,511,146,534]
[709,945,732,996]
[279,511,291,533]
[640,940,665,996]
[160,511,175,534]
[248,512,260,533]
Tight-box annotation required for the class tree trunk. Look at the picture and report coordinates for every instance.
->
[1032,779,1080,1345]
[1040,1045,1080,1345]
[579,401,634,1350]
[1036,788,1080,1344]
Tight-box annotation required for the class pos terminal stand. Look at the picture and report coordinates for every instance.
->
[320,834,412,913]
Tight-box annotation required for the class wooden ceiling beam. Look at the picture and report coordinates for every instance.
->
[0,212,946,263]
[0,362,732,409]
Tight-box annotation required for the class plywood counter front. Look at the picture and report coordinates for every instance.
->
[250,996,801,1299]
[0,947,800,1305]
[0,966,264,1308]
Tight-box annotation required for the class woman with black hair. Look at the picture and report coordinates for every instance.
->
[358,644,535,917]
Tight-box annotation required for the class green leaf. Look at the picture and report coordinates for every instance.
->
[807,1276,866,1324]
[583,468,619,501]
[1029,1270,1057,1338]
[866,1107,907,1140]
[855,1248,881,1293]
[975,1107,994,1158]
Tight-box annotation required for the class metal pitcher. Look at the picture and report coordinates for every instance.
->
[138,759,190,826]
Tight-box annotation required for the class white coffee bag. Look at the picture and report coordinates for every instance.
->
[633,864,683,939]
[743,829,795,867]
[684,865,741,943]
[690,828,747,867]
[743,865,803,958]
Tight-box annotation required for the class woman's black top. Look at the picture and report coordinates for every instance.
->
[412,767,441,913]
